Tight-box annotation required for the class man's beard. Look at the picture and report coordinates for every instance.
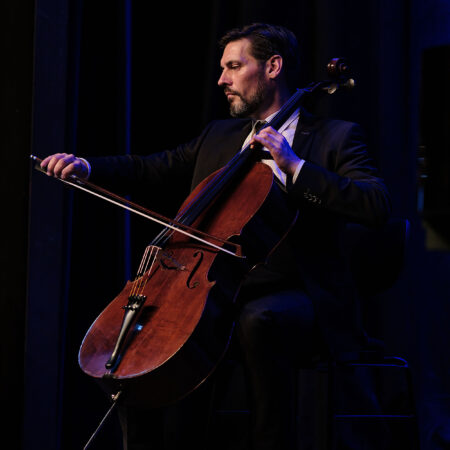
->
[227,79,266,118]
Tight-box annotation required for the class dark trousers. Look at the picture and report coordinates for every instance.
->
[118,288,322,450]
[235,288,322,450]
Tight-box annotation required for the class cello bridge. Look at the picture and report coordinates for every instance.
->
[122,294,147,311]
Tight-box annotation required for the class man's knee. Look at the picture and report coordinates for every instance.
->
[236,302,275,348]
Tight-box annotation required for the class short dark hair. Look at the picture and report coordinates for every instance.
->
[219,23,301,89]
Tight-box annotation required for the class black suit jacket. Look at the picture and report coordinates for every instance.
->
[88,110,391,354]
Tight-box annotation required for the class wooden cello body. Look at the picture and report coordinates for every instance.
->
[78,162,298,407]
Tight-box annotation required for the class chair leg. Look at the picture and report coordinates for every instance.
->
[324,357,419,450]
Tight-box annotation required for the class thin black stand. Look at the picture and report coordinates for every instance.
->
[83,391,122,449]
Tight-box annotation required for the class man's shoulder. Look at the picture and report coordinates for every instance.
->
[300,110,364,143]
[300,108,358,131]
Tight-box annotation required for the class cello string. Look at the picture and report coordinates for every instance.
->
[133,246,158,297]
[130,246,149,296]
[129,245,151,297]
[136,246,151,277]
[135,246,161,298]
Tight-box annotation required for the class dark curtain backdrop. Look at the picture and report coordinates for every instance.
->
[3,0,447,449]
[0,0,34,447]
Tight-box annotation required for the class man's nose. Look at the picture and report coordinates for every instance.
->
[218,71,230,86]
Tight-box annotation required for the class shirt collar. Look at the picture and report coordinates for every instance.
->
[257,107,300,131]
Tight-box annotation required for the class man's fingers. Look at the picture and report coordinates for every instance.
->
[53,155,76,178]
[41,153,66,174]
[251,128,300,175]
[61,161,84,180]
[40,153,80,179]
[252,130,283,152]
[40,155,53,168]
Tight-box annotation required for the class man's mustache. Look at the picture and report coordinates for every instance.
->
[224,89,242,98]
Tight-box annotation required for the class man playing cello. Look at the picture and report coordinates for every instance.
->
[41,23,390,450]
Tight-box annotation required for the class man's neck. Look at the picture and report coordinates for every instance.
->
[251,88,292,121]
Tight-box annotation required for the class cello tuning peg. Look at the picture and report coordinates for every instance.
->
[343,78,355,89]
[326,58,350,79]
[326,83,338,94]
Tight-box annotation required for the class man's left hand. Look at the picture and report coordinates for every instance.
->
[250,126,301,177]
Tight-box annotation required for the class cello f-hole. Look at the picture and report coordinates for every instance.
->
[187,251,204,289]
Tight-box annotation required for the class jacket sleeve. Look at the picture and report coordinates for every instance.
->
[288,121,391,227]
[87,121,217,197]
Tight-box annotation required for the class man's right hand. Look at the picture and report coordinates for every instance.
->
[40,153,90,180]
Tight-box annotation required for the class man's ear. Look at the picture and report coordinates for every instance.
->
[266,54,283,79]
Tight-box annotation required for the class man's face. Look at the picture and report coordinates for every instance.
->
[218,38,271,118]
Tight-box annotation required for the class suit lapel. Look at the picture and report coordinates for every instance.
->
[191,119,252,190]
[225,120,253,160]
[292,108,319,160]
[211,119,253,171]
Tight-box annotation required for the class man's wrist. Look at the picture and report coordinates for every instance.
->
[79,157,91,179]
[291,158,305,184]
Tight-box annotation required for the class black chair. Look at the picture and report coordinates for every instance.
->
[319,218,419,450]
[208,218,419,450]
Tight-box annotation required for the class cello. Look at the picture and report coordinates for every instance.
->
[31,56,354,420]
